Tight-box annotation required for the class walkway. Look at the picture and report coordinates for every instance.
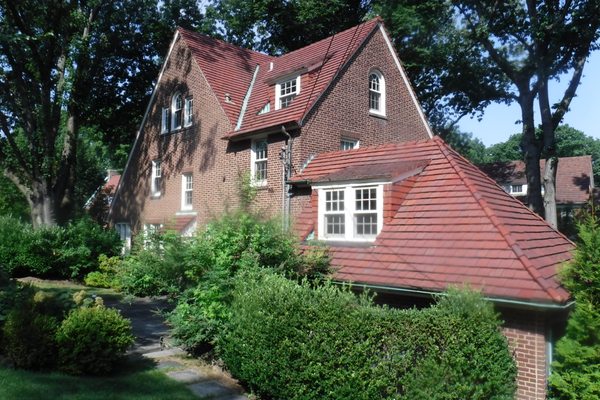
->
[106,296,248,400]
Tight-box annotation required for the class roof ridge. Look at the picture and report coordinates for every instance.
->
[436,140,567,303]
[177,27,272,61]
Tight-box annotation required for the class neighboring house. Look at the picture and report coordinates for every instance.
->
[291,137,574,400]
[480,156,594,232]
[109,17,432,242]
[85,170,121,227]
[110,17,574,400]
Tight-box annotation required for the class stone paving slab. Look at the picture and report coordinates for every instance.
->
[156,360,185,370]
[187,380,237,398]
[167,369,207,384]
[143,348,186,358]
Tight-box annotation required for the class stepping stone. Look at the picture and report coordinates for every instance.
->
[143,348,186,358]
[219,395,249,400]
[167,369,206,384]
[156,360,185,370]
[187,380,235,398]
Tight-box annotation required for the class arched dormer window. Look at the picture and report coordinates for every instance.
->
[369,70,385,116]
[171,92,183,130]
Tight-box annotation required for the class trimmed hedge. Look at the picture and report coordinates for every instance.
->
[219,270,516,400]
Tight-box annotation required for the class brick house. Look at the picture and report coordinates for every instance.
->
[110,18,574,399]
[480,156,594,235]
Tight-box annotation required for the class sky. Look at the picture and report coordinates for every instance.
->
[457,51,600,147]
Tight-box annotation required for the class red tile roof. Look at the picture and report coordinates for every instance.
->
[480,156,593,204]
[293,138,574,304]
[178,18,382,138]
[104,174,121,195]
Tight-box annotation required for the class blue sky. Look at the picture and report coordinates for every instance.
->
[457,51,600,147]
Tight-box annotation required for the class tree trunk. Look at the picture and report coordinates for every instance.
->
[543,156,558,229]
[28,180,57,228]
[519,91,544,217]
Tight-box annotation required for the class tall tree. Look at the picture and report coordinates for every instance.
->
[0,0,210,227]
[452,0,600,228]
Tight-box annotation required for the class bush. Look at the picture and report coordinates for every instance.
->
[84,255,121,288]
[56,305,134,375]
[169,212,329,352]
[219,270,516,400]
[2,297,59,370]
[0,216,120,279]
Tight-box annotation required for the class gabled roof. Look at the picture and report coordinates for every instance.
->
[178,18,384,139]
[293,138,574,305]
[480,156,593,205]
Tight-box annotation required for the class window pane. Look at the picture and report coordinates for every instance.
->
[325,189,344,212]
[355,214,377,236]
[184,98,193,126]
[255,160,267,181]
[369,74,379,91]
[326,215,345,235]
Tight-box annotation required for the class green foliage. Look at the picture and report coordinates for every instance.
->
[0,176,29,222]
[84,255,121,288]
[116,231,195,297]
[169,211,329,352]
[0,216,120,279]
[219,270,516,400]
[550,216,600,398]
[444,128,487,164]
[485,133,523,163]
[56,305,134,375]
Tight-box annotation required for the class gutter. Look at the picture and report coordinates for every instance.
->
[332,281,575,311]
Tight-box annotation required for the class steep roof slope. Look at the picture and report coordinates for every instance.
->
[480,156,593,204]
[292,138,573,304]
[178,28,273,126]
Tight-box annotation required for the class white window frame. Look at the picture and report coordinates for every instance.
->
[275,76,301,110]
[317,183,385,242]
[115,222,131,253]
[369,70,386,116]
[171,92,183,130]
[340,138,359,150]
[251,138,268,186]
[184,97,193,127]
[181,173,193,211]
[161,107,169,134]
[143,223,163,249]
[151,160,162,197]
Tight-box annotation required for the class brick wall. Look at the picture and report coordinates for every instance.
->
[501,309,549,400]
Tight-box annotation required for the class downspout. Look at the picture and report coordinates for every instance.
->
[280,126,293,229]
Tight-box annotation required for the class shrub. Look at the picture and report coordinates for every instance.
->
[0,215,28,276]
[2,299,59,370]
[219,270,516,400]
[549,216,600,398]
[56,305,134,375]
[169,212,330,352]
[84,255,121,288]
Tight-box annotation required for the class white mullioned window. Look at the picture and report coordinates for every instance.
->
[115,222,131,252]
[369,70,385,116]
[318,184,384,241]
[251,138,268,185]
[161,107,169,134]
[184,97,193,127]
[171,93,183,130]
[275,76,301,110]
[151,160,162,197]
[181,173,193,210]
[340,138,359,150]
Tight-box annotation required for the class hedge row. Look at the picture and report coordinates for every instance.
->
[0,215,121,279]
[219,270,517,400]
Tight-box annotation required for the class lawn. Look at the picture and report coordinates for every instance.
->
[0,360,199,400]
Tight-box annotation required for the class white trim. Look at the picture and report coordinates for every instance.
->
[109,31,181,220]
[368,69,386,117]
[184,97,193,127]
[171,92,183,130]
[251,138,268,186]
[115,222,131,252]
[151,160,162,197]
[317,183,384,242]
[235,65,260,130]
[181,173,193,211]
[275,75,301,110]
[379,25,433,138]
[161,107,169,134]
[340,137,359,150]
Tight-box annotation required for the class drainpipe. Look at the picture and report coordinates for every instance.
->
[280,126,293,229]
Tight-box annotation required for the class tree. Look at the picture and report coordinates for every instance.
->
[549,216,600,398]
[0,176,29,221]
[210,0,369,54]
[0,0,210,227]
[485,134,523,164]
[452,1,600,228]
[444,128,487,165]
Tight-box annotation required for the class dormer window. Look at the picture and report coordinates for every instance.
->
[369,70,385,116]
[275,76,301,110]
[258,101,271,115]
[172,93,183,130]
[318,184,384,241]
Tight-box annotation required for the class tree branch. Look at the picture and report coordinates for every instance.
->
[551,53,586,130]
[0,112,32,179]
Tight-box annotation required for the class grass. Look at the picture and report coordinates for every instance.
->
[0,359,200,400]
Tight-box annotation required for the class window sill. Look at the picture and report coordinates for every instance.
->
[252,181,268,189]
[176,210,196,215]
[369,111,387,120]
[150,194,162,199]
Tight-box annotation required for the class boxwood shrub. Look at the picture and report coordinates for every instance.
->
[219,270,516,400]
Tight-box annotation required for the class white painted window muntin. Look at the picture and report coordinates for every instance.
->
[184,97,193,127]
[251,138,268,186]
[171,93,183,130]
[181,173,193,210]
[340,138,359,150]
[317,183,385,242]
[151,160,162,197]
[275,75,301,110]
[369,70,385,116]
[161,107,169,134]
